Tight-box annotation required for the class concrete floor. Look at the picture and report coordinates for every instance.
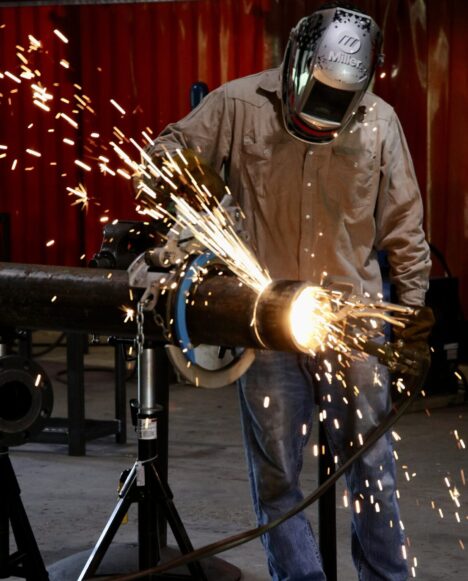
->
[4,334,468,580]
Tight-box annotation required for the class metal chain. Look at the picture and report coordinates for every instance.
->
[153,311,171,342]
[136,288,170,348]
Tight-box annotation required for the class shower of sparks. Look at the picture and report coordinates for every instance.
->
[4,70,21,84]
[58,112,79,129]
[74,159,91,172]
[121,306,135,323]
[126,146,272,294]
[26,148,41,157]
[170,192,271,292]
[110,98,126,116]
[28,35,42,51]
[66,183,90,210]
[453,429,466,450]
[33,99,50,112]
[31,82,53,104]
[53,29,69,44]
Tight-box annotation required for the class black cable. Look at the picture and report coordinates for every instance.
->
[101,354,429,581]
[429,243,454,279]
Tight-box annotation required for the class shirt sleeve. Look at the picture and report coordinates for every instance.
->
[145,84,233,174]
[374,110,431,306]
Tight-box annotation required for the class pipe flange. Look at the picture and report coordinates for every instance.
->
[0,355,53,448]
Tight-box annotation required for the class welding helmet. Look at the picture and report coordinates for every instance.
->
[282,4,383,144]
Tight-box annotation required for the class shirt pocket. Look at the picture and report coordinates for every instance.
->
[241,138,273,199]
[328,144,379,208]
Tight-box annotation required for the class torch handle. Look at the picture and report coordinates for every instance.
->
[360,339,429,377]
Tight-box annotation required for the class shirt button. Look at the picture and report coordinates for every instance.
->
[308,150,314,156]
[305,214,311,220]
[307,182,312,187]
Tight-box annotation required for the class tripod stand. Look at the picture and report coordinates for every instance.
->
[77,344,236,580]
[0,448,49,580]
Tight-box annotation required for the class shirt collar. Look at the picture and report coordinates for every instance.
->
[258,67,282,99]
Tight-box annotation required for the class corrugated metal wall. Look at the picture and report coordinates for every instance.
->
[0,0,467,312]
[0,0,269,263]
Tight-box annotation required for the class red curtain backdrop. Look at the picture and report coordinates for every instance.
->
[0,0,269,264]
[0,0,467,312]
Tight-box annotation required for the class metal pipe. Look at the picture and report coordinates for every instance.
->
[0,262,160,340]
[186,275,311,351]
[0,263,307,352]
[0,262,424,379]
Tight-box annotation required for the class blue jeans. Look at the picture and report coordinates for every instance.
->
[238,350,408,581]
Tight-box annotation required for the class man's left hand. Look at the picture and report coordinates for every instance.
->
[394,306,435,361]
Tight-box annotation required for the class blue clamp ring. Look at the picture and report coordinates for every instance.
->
[173,252,216,364]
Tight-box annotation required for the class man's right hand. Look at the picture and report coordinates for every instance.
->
[134,148,226,211]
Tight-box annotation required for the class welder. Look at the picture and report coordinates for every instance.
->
[145,2,434,579]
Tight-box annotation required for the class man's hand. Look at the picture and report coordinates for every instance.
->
[134,148,226,212]
[178,148,227,204]
[393,306,435,362]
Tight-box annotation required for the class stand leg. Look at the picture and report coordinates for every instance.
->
[148,464,207,580]
[138,461,161,575]
[0,479,10,577]
[78,465,137,580]
[78,459,208,581]
[0,450,49,580]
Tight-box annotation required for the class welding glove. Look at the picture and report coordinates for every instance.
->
[134,148,226,212]
[393,306,435,363]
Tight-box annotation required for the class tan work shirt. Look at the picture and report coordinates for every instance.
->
[150,67,431,306]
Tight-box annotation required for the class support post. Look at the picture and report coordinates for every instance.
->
[66,333,86,456]
[114,343,127,445]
